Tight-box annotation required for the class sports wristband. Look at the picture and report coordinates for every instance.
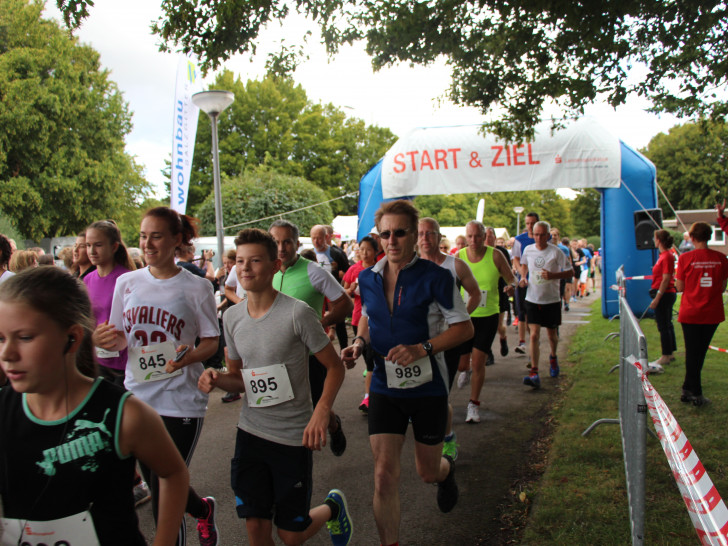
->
[353,336,367,347]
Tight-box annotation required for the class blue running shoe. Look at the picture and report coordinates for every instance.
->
[325,489,353,546]
[549,355,560,378]
[523,373,541,389]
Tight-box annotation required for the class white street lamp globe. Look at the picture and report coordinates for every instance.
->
[192,90,234,115]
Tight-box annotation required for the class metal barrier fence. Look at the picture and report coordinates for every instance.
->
[583,265,647,546]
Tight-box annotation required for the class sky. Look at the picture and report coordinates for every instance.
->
[44,1,682,199]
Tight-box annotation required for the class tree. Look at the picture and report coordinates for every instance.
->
[570,189,601,238]
[183,71,396,215]
[0,0,150,240]
[195,168,333,236]
[642,121,728,211]
[415,191,573,236]
[60,1,728,140]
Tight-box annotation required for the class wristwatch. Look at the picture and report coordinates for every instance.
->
[422,340,433,357]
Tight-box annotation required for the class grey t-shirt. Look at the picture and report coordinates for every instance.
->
[223,291,330,446]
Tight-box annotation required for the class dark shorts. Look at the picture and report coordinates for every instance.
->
[444,341,470,389]
[559,278,566,298]
[308,354,326,408]
[368,392,448,445]
[525,301,562,329]
[231,428,313,532]
[516,284,527,321]
[462,314,499,355]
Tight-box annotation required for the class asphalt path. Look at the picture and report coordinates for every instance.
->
[138,293,597,545]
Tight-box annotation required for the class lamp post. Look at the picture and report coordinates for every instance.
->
[513,206,524,235]
[192,90,235,267]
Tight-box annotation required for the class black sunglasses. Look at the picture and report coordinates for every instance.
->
[379,228,409,240]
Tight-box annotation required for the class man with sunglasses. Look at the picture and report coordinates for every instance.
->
[342,200,473,546]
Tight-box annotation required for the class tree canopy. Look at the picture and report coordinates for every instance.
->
[59,0,728,140]
[195,168,333,236]
[1,0,150,240]
[642,120,728,211]
[185,71,395,215]
[414,191,574,237]
[570,189,601,238]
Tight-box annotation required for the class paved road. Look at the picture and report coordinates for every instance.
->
[138,294,597,545]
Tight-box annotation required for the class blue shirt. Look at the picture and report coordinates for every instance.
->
[359,255,469,398]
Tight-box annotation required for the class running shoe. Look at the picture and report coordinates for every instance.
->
[437,455,458,513]
[456,370,471,389]
[133,480,151,507]
[514,341,527,354]
[513,318,519,327]
[692,395,711,407]
[549,355,560,378]
[330,415,347,456]
[647,362,664,375]
[523,373,541,389]
[325,489,353,546]
[500,337,509,357]
[358,395,369,414]
[564,303,570,312]
[485,353,495,366]
[442,433,459,461]
[221,392,241,403]
[465,401,481,424]
[196,497,219,546]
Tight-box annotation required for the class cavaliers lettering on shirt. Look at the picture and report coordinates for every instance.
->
[122,305,185,340]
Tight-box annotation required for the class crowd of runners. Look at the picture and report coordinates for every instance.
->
[0,202,600,546]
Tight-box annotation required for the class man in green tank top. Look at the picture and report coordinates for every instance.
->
[458,221,516,424]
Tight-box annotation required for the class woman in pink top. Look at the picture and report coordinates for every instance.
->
[83,220,136,386]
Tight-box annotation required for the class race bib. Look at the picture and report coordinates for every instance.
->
[242,364,294,407]
[463,289,488,308]
[128,341,183,383]
[533,270,548,285]
[95,346,119,359]
[1,511,99,545]
[385,356,433,389]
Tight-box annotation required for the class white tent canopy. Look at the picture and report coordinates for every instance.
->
[381,118,621,198]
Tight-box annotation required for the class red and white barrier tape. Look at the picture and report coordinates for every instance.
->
[624,275,653,280]
[709,346,728,354]
[628,356,728,545]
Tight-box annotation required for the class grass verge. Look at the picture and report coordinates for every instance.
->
[521,298,728,545]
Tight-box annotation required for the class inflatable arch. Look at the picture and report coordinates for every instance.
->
[356,118,659,318]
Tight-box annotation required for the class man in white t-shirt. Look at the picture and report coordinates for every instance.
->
[518,221,571,389]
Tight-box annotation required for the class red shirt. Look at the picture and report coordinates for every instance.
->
[676,248,728,324]
[650,250,676,292]
[343,261,366,326]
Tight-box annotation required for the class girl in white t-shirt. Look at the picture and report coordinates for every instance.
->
[98,207,220,545]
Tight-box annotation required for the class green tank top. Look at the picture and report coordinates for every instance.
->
[273,257,325,315]
[459,247,500,317]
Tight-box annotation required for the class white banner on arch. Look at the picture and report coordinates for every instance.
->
[381,118,622,198]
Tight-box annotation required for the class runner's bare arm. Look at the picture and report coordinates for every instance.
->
[386,319,474,366]
[224,285,242,305]
[198,357,244,393]
[454,257,481,314]
[321,292,353,328]
[342,316,368,368]
[120,396,189,546]
[165,336,219,373]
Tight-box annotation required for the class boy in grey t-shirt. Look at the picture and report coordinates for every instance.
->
[198,228,353,546]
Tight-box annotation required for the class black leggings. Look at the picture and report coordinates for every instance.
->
[680,322,719,396]
[654,292,677,356]
[139,415,207,546]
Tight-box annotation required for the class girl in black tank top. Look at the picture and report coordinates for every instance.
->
[0,267,189,545]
